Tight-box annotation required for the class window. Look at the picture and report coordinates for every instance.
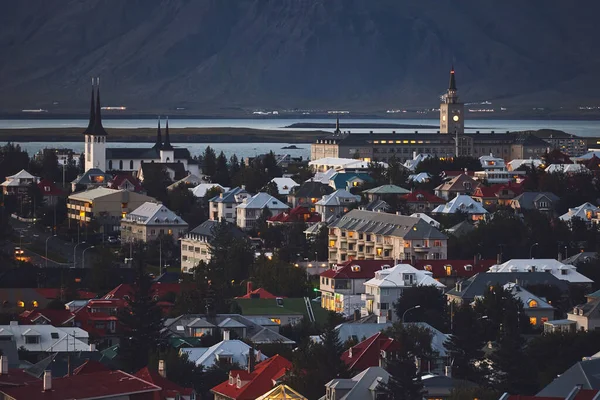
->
[130,160,134,169]
[17,301,24,308]
[108,160,113,169]
[528,300,538,308]
[182,245,188,251]
[182,256,188,261]
[329,240,336,247]
[151,229,156,235]
[119,160,123,169]
[404,241,410,248]
[376,248,383,256]
[51,332,59,339]
[445,265,453,276]
[434,240,442,247]
[529,317,537,326]
[541,317,549,323]
[32,301,38,308]
[379,303,389,310]
[25,336,40,344]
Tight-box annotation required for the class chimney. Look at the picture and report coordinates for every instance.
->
[255,350,261,363]
[89,343,96,351]
[223,330,231,341]
[348,347,353,358]
[353,309,360,321]
[497,253,502,264]
[247,347,256,373]
[377,315,387,324]
[0,356,7,375]
[413,151,417,159]
[445,366,452,378]
[246,281,253,296]
[43,370,52,391]
[158,360,167,378]
[558,252,563,262]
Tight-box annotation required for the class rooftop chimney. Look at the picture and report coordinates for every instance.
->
[223,330,231,341]
[0,356,7,375]
[558,252,563,262]
[247,347,256,373]
[497,253,502,264]
[158,360,167,378]
[43,370,52,391]
[247,281,253,296]
[377,315,387,324]
[445,366,452,378]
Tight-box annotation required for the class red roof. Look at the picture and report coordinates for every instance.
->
[109,174,143,192]
[34,288,96,300]
[19,309,75,326]
[412,259,495,279]
[0,370,161,400]
[135,367,194,399]
[402,190,445,203]
[268,206,321,223]
[211,355,292,400]
[37,179,65,197]
[0,369,38,387]
[236,288,279,299]
[72,360,111,376]
[472,186,496,198]
[341,333,401,371]
[473,182,524,199]
[320,260,394,280]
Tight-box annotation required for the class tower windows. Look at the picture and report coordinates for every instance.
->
[108,160,113,170]
[130,160,134,170]
[119,160,123,170]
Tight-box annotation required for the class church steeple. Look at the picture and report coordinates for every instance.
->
[334,117,341,134]
[83,79,95,135]
[154,117,163,149]
[449,65,457,91]
[91,78,108,136]
[162,117,174,150]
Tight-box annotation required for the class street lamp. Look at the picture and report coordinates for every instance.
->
[45,235,57,267]
[73,241,86,268]
[402,305,421,323]
[530,243,539,259]
[82,246,96,269]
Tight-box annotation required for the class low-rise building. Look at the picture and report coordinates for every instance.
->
[329,172,374,191]
[120,202,188,243]
[267,206,321,225]
[1,170,40,207]
[402,190,445,213]
[269,177,298,195]
[488,259,593,284]
[0,321,91,353]
[191,183,228,198]
[341,333,400,372]
[181,340,268,370]
[434,174,479,200]
[362,185,410,202]
[361,264,445,321]
[559,202,599,225]
[287,181,334,209]
[315,189,361,222]
[327,210,448,266]
[321,367,389,400]
[107,174,144,192]
[233,297,328,327]
[71,168,111,192]
[546,163,589,174]
[209,187,252,224]
[474,153,525,184]
[67,187,156,234]
[37,179,65,206]
[566,292,600,331]
[432,195,488,221]
[510,191,560,214]
[503,282,554,328]
[236,193,289,230]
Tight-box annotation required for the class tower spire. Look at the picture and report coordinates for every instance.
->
[91,77,108,136]
[154,116,163,149]
[83,78,95,135]
[162,116,173,150]
[334,117,340,134]
[449,65,457,91]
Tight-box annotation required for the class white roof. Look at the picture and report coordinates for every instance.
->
[545,164,589,174]
[559,202,599,222]
[479,154,506,169]
[309,158,387,170]
[488,259,593,284]
[310,168,337,184]
[407,172,431,183]
[124,202,188,226]
[403,154,433,171]
[0,323,91,352]
[573,151,600,161]
[503,283,553,310]
[270,177,299,195]
[316,189,360,206]
[68,187,122,201]
[167,174,207,190]
[7,169,37,180]
[190,183,228,198]
[237,192,290,210]
[431,195,488,215]
[409,213,440,228]
[180,340,267,369]
[364,264,446,289]
[507,159,543,171]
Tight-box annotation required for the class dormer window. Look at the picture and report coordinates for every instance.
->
[528,300,538,308]
[25,335,40,344]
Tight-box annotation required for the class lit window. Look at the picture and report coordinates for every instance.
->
[529,317,537,326]
[445,265,453,276]
[168,229,173,235]
[121,212,127,219]
[541,317,549,323]
[79,211,86,218]
[376,248,382,256]
[270,318,281,324]
[528,300,538,308]
[17,301,24,308]
[329,240,336,247]
[32,301,38,308]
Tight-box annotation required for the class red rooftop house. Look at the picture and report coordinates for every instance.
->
[267,206,321,225]
[341,333,401,372]
[471,182,524,209]
[37,179,65,206]
[19,309,76,327]
[211,355,292,400]
[413,258,495,286]
[235,282,279,299]
[135,360,196,400]
[109,174,144,193]
[74,299,123,347]
[402,190,445,213]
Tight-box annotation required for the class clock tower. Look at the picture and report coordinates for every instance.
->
[439,67,464,134]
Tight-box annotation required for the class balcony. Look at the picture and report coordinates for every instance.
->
[347,237,357,244]
[413,245,430,253]
[361,293,374,301]
[383,243,393,250]
[329,234,337,240]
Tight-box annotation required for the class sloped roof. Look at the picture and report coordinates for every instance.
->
[360,200,390,212]
[37,179,65,196]
[364,264,445,289]
[402,190,445,203]
[19,309,75,326]
[140,162,187,181]
[6,169,37,180]
[435,174,479,192]
[559,202,599,222]
[362,185,410,195]
[71,169,111,186]
[341,333,401,371]
[489,259,593,284]
[316,189,361,206]
[446,221,475,237]
[546,164,588,174]
[236,288,279,299]
[329,172,373,190]
[190,183,228,197]
[537,358,600,397]
[321,260,395,280]
[290,181,333,198]
[181,340,267,369]
[250,328,296,345]
[511,192,560,209]
[168,173,207,190]
[431,195,489,215]
[270,177,299,195]
[255,384,307,400]
[209,186,251,203]
[413,259,495,279]
[237,192,289,210]
[504,283,553,309]
[68,187,121,202]
[108,174,143,192]
[187,220,246,241]
[135,367,194,396]
[268,206,321,224]
[124,202,188,226]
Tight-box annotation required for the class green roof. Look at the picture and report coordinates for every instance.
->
[100,344,119,360]
[233,298,329,325]
[587,289,600,298]
[362,184,410,195]
[169,337,203,348]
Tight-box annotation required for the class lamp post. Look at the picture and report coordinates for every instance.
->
[530,242,539,259]
[73,241,86,268]
[45,235,57,267]
[82,246,95,269]
[402,305,421,323]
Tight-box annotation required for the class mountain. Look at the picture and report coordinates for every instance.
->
[1,0,599,114]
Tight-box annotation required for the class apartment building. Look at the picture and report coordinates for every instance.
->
[208,187,252,224]
[327,210,448,266]
[120,202,188,243]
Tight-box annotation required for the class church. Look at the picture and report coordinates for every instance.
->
[83,80,200,178]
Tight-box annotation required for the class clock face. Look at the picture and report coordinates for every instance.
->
[453,115,460,122]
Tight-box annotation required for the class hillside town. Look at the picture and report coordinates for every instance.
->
[1,71,600,400]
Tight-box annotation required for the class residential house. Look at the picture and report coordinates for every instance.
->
[138,161,188,182]
[327,210,448,265]
[267,206,321,225]
[315,189,361,222]
[361,264,445,321]
[121,202,188,243]
[510,192,560,214]
[413,258,496,287]
[309,157,384,173]
[321,367,389,400]
[474,154,525,184]
[67,187,156,234]
[71,168,111,192]
[341,333,400,371]
[256,385,307,400]
[167,173,209,191]
[311,169,338,185]
[19,309,76,327]
[236,193,289,229]
[445,272,569,305]
[232,297,328,327]
[362,185,410,202]
[181,340,268,370]
[0,321,91,355]
[537,358,600,397]
[269,177,298,195]
[190,183,228,198]
[235,282,278,300]
[180,220,246,273]
[319,260,394,315]
[503,282,554,327]
[37,178,65,206]
[410,213,440,228]
[446,220,475,237]
[211,355,292,400]
[0,288,50,313]
[566,292,600,331]
[404,153,433,171]
[563,252,598,267]
[328,172,374,191]
[546,163,589,174]
[471,182,524,209]
[107,174,144,192]
[507,159,543,171]
[432,194,489,221]
[421,375,479,400]
[408,172,432,184]
[359,199,390,213]
[402,190,445,213]
[559,203,599,225]
[434,174,479,200]
[209,187,252,223]
[489,259,593,284]
[74,299,123,347]
[1,169,40,197]
[134,363,196,400]
[287,181,333,208]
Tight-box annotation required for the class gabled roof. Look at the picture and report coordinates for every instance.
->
[187,220,246,241]
[489,259,593,284]
[446,220,475,237]
[37,179,65,196]
[108,174,143,192]
[232,298,329,325]
[210,187,252,204]
[324,366,389,400]
[19,309,75,326]
[402,190,445,203]
[362,185,410,195]
[190,183,228,197]
[135,367,194,396]
[546,164,588,174]
[432,195,489,215]
[511,192,560,209]
[68,187,121,202]
[237,192,289,210]
[168,174,208,191]
[289,181,333,198]
[6,169,37,180]
[559,203,599,222]
[504,283,553,310]
[329,172,373,190]
[140,162,188,181]
[364,264,445,289]
[123,202,188,227]
[435,174,479,192]
[211,355,292,400]
[341,333,401,371]
[71,168,111,186]
[268,206,321,224]
[181,340,267,369]
[315,189,361,206]
[360,200,390,212]
[236,288,279,299]
[537,358,600,397]
[270,177,299,195]
[255,384,307,400]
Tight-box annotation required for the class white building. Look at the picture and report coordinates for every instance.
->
[190,183,229,198]
[179,339,267,369]
[208,187,252,224]
[507,159,543,171]
[309,158,387,173]
[0,321,92,353]
[474,153,524,184]
[1,169,40,196]
[120,202,188,243]
[315,189,361,222]
[488,259,593,284]
[404,153,433,171]
[269,177,298,195]
[362,264,445,321]
[431,194,488,221]
[503,283,554,328]
[559,202,599,225]
[236,192,289,230]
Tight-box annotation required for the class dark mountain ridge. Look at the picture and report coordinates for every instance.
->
[1,1,599,114]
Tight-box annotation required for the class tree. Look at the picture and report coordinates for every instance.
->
[445,302,485,383]
[148,348,205,394]
[386,156,410,187]
[380,349,424,400]
[40,148,61,182]
[251,255,311,298]
[316,316,349,377]
[118,247,164,372]
[394,286,447,331]
[383,322,437,373]
[229,154,241,182]
[202,146,217,178]
[311,224,329,262]
[142,166,170,202]
[367,161,387,186]
[263,180,279,198]
[212,151,230,186]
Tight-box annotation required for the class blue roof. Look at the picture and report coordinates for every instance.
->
[330,172,373,190]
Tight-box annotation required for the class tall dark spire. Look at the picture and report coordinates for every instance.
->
[162,117,174,150]
[154,117,163,149]
[449,65,457,91]
[91,77,108,136]
[83,79,95,135]
[334,117,341,134]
